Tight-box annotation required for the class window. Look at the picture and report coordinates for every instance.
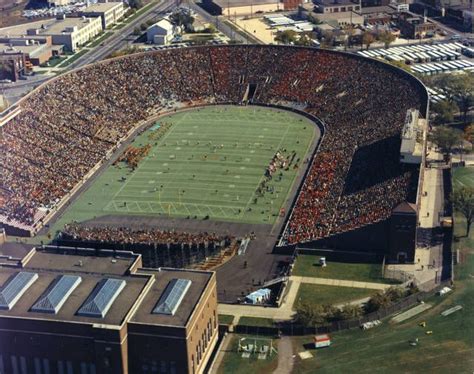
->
[19,357,27,374]
[10,356,18,374]
[34,358,41,374]
[80,362,88,374]
[66,361,73,374]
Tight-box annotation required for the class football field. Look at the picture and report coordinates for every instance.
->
[48,105,317,234]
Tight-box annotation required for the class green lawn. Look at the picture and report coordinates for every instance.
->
[59,49,89,68]
[238,317,275,327]
[292,253,474,373]
[114,1,156,29]
[38,105,316,242]
[217,334,278,374]
[292,255,394,283]
[295,284,376,309]
[88,32,114,48]
[452,165,474,190]
[290,169,474,373]
[219,314,235,325]
[43,56,66,67]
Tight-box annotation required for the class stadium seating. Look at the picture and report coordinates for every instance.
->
[0,45,427,245]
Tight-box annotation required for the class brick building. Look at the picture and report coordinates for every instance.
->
[0,245,218,374]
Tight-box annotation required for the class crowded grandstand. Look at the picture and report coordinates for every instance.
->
[0,45,428,249]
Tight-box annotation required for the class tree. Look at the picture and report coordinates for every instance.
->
[321,30,335,48]
[378,31,396,49]
[128,0,143,9]
[294,302,326,326]
[428,126,463,162]
[336,304,363,320]
[362,32,375,50]
[170,11,195,32]
[133,27,141,35]
[449,73,474,124]
[452,187,474,237]
[275,30,298,45]
[432,72,474,124]
[295,33,313,46]
[365,291,391,313]
[344,25,356,48]
[431,99,459,124]
[385,286,405,302]
[464,124,474,143]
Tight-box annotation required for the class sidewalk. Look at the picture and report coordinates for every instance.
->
[209,333,232,374]
[218,276,391,321]
[291,276,391,291]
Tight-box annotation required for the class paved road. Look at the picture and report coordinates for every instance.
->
[273,337,294,374]
[68,0,176,69]
[0,0,177,104]
[187,1,259,44]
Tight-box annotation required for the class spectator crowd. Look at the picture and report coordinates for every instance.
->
[1,45,426,245]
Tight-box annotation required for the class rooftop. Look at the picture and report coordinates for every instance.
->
[212,0,279,8]
[42,17,101,35]
[23,248,137,276]
[315,0,360,6]
[0,245,213,328]
[0,17,100,38]
[131,268,212,327]
[0,267,149,325]
[81,2,123,13]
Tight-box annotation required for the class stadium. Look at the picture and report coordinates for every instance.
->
[0,45,429,303]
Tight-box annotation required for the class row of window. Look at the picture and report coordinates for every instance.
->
[140,360,177,374]
[0,356,96,374]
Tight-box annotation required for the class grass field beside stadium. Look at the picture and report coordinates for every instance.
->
[43,106,316,238]
[295,284,376,309]
[453,166,474,190]
[289,167,474,373]
[292,255,395,284]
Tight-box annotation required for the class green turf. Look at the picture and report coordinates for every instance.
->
[40,105,315,240]
[59,49,89,68]
[292,254,474,373]
[295,284,376,309]
[217,334,278,374]
[290,170,474,373]
[238,317,275,327]
[292,255,396,283]
[452,166,474,190]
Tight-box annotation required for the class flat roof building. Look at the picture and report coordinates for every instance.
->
[313,0,361,14]
[80,2,126,29]
[202,0,284,16]
[0,245,218,374]
[0,16,103,52]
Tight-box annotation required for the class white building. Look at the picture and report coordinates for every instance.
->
[44,16,103,51]
[146,19,177,45]
[0,16,103,52]
[81,2,126,29]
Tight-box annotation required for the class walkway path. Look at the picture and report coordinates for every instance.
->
[209,333,232,374]
[273,337,294,374]
[218,276,391,321]
[291,276,391,290]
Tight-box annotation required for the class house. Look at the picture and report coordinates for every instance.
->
[146,19,177,45]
